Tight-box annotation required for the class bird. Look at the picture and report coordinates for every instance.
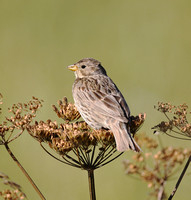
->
[68,58,140,152]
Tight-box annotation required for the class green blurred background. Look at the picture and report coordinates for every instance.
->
[0,0,191,199]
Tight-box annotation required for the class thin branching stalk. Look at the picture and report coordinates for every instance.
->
[4,142,46,200]
[40,142,81,167]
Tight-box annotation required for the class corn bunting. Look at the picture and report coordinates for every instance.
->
[68,58,140,152]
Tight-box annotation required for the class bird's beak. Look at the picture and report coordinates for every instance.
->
[68,65,78,71]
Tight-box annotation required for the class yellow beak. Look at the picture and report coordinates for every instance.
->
[68,65,78,71]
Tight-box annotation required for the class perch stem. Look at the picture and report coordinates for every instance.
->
[88,169,96,200]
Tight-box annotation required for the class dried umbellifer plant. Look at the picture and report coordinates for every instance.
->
[27,97,145,200]
[0,94,45,200]
[151,102,191,199]
[0,93,144,200]
[152,102,191,139]
[123,134,191,200]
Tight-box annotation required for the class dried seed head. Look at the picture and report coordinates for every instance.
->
[28,120,116,154]
[153,102,191,138]
[27,108,144,155]
[52,97,80,122]
[130,113,146,135]
[0,96,43,143]
[27,104,144,170]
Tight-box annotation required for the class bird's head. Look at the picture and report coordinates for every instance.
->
[68,58,107,78]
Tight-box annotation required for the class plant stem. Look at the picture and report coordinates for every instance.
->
[88,169,96,200]
[168,155,191,200]
[4,142,46,200]
[158,180,166,200]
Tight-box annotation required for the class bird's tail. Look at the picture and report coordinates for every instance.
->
[111,122,141,152]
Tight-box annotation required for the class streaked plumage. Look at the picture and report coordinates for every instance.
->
[68,58,140,152]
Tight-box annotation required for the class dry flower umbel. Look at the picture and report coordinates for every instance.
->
[27,97,145,200]
[123,134,191,200]
[0,96,43,145]
[52,97,80,122]
[27,97,145,170]
[152,102,191,139]
[0,95,45,200]
[152,102,191,200]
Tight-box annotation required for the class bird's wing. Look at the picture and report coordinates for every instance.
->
[73,75,130,123]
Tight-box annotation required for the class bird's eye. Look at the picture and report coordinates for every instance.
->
[81,65,86,69]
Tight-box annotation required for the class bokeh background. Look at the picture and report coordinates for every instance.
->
[0,0,191,199]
